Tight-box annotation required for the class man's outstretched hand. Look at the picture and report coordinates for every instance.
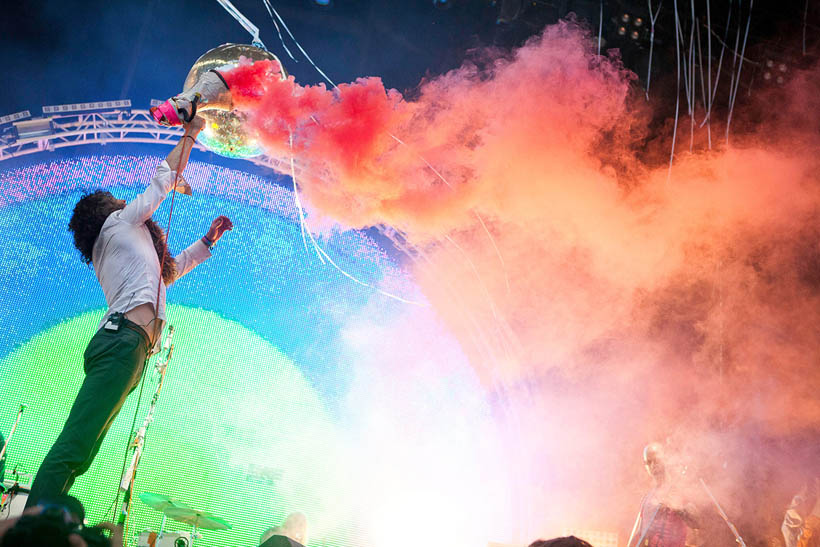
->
[206,216,233,244]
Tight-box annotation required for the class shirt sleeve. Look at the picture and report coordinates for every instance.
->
[170,239,212,285]
[120,160,178,225]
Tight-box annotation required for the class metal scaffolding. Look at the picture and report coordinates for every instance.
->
[0,106,300,178]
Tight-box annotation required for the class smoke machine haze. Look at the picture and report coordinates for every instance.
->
[199,17,820,544]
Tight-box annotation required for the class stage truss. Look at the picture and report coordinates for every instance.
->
[0,101,416,291]
[0,104,307,180]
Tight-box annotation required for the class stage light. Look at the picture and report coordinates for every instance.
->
[0,110,31,126]
[13,118,53,140]
[42,100,131,115]
[610,7,650,45]
[313,0,332,6]
[761,57,790,86]
[433,0,452,9]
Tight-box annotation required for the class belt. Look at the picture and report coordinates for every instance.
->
[122,320,152,351]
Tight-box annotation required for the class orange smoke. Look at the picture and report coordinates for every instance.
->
[224,19,820,543]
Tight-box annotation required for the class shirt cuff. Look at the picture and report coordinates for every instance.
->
[193,238,213,260]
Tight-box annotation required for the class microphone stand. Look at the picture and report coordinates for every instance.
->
[699,477,747,547]
[0,404,26,514]
[118,326,175,539]
[0,404,26,465]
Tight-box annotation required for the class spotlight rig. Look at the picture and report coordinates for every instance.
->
[611,6,651,47]
[761,57,789,86]
[747,36,819,91]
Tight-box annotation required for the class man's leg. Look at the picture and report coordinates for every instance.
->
[26,325,147,506]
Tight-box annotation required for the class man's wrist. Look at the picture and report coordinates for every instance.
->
[201,235,215,249]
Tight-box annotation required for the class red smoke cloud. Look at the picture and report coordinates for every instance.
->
[223,20,820,543]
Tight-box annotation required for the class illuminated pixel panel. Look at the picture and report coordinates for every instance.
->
[0,154,507,547]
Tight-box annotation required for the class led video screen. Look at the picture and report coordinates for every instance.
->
[0,153,507,547]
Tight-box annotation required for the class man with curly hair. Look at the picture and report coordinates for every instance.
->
[26,116,232,507]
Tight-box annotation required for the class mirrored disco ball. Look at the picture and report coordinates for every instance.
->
[183,43,286,159]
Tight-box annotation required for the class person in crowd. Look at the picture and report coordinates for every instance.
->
[627,442,699,547]
[529,536,594,547]
[783,477,820,547]
[1,497,122,547]
[260,512,308,546]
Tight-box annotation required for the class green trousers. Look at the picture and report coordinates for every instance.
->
[27,315,149,507]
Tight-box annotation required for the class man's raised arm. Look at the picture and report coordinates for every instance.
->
[120,116,205,225]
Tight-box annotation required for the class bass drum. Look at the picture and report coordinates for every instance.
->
[137,530,191,547]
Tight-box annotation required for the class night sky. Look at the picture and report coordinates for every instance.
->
[0,0,506,117]
[2,1,815,124]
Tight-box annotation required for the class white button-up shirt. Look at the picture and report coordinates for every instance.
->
[92,160,211,332]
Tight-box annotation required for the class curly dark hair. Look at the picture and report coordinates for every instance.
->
[68,190,177,284]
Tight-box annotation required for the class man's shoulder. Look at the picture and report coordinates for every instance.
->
[104,209,146,229]
[93,211,145,253]
[98,210,126,233]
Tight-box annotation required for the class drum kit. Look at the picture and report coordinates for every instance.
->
[136,492,230,547]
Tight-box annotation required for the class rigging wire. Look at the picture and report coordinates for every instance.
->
[668,0,683,184]
[211,0,422,304]
[645,0,664,99]
[726,0,755,144]
[256,0,510,303]
[688,6,696,152]
[261,0,297,61]
[260,0,337,86]
[700,0,733,134]
[286,130,425,305]
[695,8,709,149]
[704,0,712,148]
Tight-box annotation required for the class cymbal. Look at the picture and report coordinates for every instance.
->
[163,507,231,531]
[138,492,190,513]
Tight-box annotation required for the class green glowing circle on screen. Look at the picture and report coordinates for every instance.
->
[0,305,353,547]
